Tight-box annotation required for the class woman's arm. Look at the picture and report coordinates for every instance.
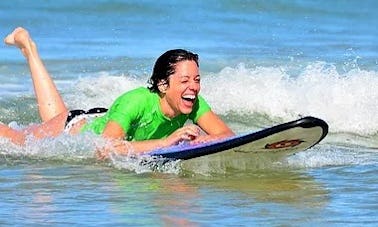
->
[97,120,202,159]
[100,121,165,155]
[194,110,235,143]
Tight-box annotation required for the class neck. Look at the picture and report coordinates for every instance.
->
[159,96,178,119]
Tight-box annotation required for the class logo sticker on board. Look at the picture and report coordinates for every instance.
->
[265,139,304,149]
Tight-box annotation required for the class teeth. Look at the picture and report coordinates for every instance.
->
[182,95,196,100]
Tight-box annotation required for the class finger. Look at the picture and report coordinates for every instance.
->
[185,126,200,135]
[187,130,200,140]
[95,151,104,160]
[96,149,108,160]
[186,124,200,133]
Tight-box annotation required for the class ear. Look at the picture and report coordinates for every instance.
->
[157,80,168,93]
[158,84,168,93]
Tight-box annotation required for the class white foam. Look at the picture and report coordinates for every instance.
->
[286,144,378,168]
[0,131,181,173]
[64,73,146,109]
[61,62,378,136]
[200,62,378,135]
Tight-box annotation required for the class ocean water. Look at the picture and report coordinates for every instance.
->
[0,0,378,225]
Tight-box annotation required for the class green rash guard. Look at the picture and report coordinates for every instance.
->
[82,87,211,141]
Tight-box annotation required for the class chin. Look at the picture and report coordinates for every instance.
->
[180,107,193,115]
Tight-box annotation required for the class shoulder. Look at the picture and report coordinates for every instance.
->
[115,87,155,102]
[107,87,156,121]
[189,95,211,122]
[109,87,159,114]
[196,95,211,111]
[197,95,209,105]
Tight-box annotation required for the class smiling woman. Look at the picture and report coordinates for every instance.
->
[0,27,235,158]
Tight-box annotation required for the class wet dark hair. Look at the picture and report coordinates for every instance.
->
[147,49,199,92]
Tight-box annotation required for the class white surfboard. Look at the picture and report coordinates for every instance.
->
[147,116,328,160]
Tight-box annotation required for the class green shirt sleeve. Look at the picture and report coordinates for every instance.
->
[106,88,149,133]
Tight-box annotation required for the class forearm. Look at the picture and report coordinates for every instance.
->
[217,129,235,138]
[99,138,169,157]
[129,139,169,154]
[192,130,234,144]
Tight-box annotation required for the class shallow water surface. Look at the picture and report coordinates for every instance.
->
[0,0,378,225]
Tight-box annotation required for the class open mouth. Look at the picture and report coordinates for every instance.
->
[182,94,196,103]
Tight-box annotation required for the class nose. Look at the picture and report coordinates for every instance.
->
[189,80,200,91]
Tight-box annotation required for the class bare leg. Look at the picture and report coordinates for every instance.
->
[0,111,70,145]
[0,124,26,145]
[25,111,69,139]
[4,27,67,122]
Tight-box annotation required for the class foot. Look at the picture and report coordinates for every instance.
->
[4,27,34,57]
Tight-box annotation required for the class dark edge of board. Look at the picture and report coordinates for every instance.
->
[149,116,328,160]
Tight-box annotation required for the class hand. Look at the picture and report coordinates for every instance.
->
[190,134,218,145]
[95,147,110,160]
[164,125,201,146]
[95,139,131,160]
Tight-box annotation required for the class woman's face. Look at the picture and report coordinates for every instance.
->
[162,60,201,117]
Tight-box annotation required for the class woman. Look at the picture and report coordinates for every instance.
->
[0,27,234,158]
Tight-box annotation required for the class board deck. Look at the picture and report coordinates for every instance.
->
[147,116,328,160]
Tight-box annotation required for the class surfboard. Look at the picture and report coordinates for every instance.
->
[147,116,328,160]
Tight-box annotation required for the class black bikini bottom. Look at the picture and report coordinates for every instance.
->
[65,107,108,128]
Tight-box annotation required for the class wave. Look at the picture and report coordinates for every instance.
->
[68,61,378,152]
[1,61,377,144]
[202,62,378,135]
[59,61,378,135]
